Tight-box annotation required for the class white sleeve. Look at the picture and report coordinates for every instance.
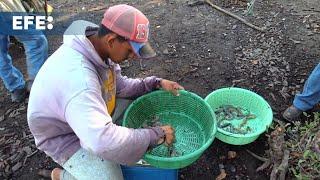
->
[64,89,153,164]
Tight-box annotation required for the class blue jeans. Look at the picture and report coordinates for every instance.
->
[0,35,47,92]
[0,12,48,92]
[293,63,320,111]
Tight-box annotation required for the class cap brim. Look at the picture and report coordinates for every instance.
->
[129,41,156,59]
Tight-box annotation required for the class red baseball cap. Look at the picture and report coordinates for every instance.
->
[101,4,156,59]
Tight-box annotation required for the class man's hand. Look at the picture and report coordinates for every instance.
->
[160,79,184,96]
[157,125,175,146]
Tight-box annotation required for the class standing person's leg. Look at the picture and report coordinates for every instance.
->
[283,63,320,121]
[0,35,26,102]
[293,63,320,110]
[14,34,48,91]
[52,148,123,180]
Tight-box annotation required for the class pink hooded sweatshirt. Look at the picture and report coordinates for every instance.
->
[27,20,163,165]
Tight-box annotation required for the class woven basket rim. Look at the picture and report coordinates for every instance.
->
[204,87,273,138]
[122,90,217,165]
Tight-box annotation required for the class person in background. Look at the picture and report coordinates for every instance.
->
[283,63,320,122]
[0,0,48,102]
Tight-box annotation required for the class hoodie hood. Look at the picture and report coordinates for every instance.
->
[63,20,110,69]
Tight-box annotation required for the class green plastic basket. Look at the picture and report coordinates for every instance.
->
[122,90,217,169]
[204,87,273,145]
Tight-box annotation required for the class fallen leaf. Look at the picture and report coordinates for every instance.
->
[219,155,226,160]
[252,60,259,65]
[163,48,169,55]
[289,38,302,44]
[38,169,52,178]
[290,151,302,158]
[12,162,22,172]
[216,169,227,180]
[0,115,4,122]
[9,109,21,118]
[228,151,237,159]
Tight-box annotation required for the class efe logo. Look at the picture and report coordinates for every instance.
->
[12,16,53,30]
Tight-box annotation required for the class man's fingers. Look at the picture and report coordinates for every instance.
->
[161,80,184,96]
[166,133,174,140]
[171,83,184,96]
[172,85,180,96]
[174,84,184,90]
[171,89,179,96]
[165,134,175,146]
[160,125,175,146]
[162,125,174,131]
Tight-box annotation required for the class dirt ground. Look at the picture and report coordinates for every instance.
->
[0,0,319,179]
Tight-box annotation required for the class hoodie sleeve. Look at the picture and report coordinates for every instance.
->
[114,64,161,99]
[64,89,164,165]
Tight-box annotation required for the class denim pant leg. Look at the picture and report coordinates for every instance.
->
[0,35,25,92]
[14,34,48,80]
[293,63,320,111]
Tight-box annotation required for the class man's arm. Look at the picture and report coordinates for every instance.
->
[64,89,164,165]
[115,64,185,98]
[114,64,161,99]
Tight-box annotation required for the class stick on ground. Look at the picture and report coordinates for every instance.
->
[246,149,268,162]
[204,0,265,32]
[278,150,289,180]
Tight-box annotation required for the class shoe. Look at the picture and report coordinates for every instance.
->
[11,88,27,103]
[51,168,62,180]
[26,79,34,93]
[283,105,303,122]
[312,103,320,112]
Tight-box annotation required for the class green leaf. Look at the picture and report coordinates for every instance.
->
[290,167,297,175]
[303,112,310,117]
[303,150,310,159]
